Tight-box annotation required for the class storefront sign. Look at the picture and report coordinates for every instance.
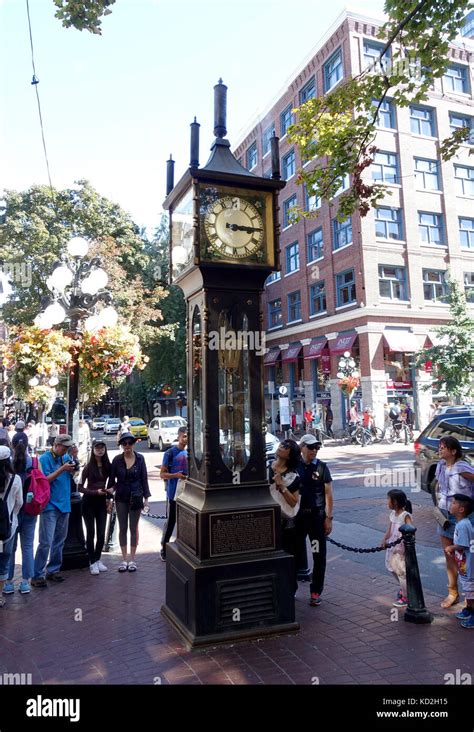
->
[321,350,331,373]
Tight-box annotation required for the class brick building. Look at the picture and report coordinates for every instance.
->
[233,9,474,431]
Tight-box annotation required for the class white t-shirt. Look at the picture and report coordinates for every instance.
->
[0,474,23,551]
[435,460,474,512]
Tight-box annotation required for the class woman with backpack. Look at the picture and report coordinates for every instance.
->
[0,446,23,606]
[3,442,34,595]
[78,439,113,575]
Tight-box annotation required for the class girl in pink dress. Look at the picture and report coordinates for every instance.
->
[381,489,413,607]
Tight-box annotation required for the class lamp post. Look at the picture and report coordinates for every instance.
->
[336,351,359,426]
[34,236,118,570]
[34,236,118,442]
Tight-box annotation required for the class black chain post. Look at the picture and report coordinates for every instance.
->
[400,524,434,624]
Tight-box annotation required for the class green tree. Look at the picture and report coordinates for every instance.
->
[53,0,116,34]
[289,0,472,220]
[416,278,474,398]
[0,182,169,345]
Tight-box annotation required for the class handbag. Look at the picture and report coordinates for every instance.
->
[269,483,300,519]
[433,506,450,530]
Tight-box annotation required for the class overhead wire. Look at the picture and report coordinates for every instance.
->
[25,0,54,193]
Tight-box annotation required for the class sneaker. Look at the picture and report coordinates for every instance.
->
[2,582,15,595]
[460,614,474,629]
[455,607,472,620]
[46,572,65,582]
[160,549,166,562]
[96,560,108,572]
[118,561,128,573]
[310,592,322,607]
[31,577,48,588]
[90,562,100,576]
[393,596,408,608]
[19,581,30,594]
[0,597,5,607]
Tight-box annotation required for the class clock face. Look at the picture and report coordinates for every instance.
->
[204,196,264,259]
[200,185,274,266]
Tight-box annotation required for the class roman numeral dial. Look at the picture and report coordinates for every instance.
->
[204,196,264,259]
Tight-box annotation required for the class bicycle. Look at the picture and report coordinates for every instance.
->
[353,425,374,447]
[386,421,414,445]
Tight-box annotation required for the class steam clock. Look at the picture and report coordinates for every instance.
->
[161,80,299,647]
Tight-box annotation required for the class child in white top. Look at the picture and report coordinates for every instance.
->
[381,489,413,608]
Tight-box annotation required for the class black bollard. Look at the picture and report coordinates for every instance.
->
[61,491,89,570]
[400,524,433,624]
[295,533,312,582]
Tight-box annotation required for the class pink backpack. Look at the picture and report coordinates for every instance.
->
[24,457,50,516]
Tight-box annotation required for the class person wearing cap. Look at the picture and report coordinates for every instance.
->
[31,435,77,587]
[79,439,113,575]
[0,446,23,606]
[12,421,29,451]
[295,434,334,607]
[108,431,150,572]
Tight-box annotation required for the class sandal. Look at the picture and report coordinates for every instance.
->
[441,593,459,608]
[118,561,128,573]
[0,597,6,607]
[127,561,137,572]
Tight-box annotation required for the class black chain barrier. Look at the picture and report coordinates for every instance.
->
[327,536,403,553]
[142,510,167,520]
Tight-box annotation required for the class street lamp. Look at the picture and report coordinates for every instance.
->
[35,236,117,441]
[337,351,360,426]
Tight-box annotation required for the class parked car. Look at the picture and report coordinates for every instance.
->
[128,418,148,440]
[219,420,280,461]
[81,413,93,428]
[148,416,187,451]
[92,414,112,430]
[414,408,474,503]
[104,417,121,434]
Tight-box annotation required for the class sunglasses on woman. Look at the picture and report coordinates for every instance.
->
[122,440,134,446]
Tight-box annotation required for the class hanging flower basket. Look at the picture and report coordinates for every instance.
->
[337,375,360,399]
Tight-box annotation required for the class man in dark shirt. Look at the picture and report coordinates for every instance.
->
[296,434,334,607]
[12,421,29,450]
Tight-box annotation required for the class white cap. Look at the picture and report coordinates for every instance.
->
[0,445,11,461]
[15,420,26,430]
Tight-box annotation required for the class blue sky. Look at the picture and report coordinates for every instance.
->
[1,0,385,232]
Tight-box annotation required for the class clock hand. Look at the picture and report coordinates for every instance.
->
[225,224,262,233]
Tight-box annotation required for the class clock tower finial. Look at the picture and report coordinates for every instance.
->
[213,78,227,139]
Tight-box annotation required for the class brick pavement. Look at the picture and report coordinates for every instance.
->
[1,490,473,687]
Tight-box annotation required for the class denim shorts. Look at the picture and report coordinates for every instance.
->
[437,509,474,540]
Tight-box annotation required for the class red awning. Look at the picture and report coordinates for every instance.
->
[281,344,302,363]
[383,331,419,353]
[330,332,358,356]
[263,347,281,366]
[303,339,327,360]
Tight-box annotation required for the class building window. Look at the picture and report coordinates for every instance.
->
[423,270,447,302]
[464,272,474,302]
[246,142,257,170]
[414,157,441,191]
[266,271,281,285]
[363,39,389,70]
[280,104,294,137]
[299,77,316,104]
[372,151,399,184]
[459,217,474,249]
[287,291,302,321]
[418,212,444,246]
[379,265,408,300]
[309,281,327,314]
[285,242,299,273]
[333,217,353,250]
[283,195,297,228]
[307,228,323,261]
[443,65,469,94]
[449,112,473,134]
[268,298,282,328]
[454,165,474,197]
[375,207,403,240]
[410,106,436,136]
[282,149,296,180]
[336,269,356,306]
[324,48,343,91]
[304,185,320,212]
[263,169,272,179]
[262,123,275,156]
[373,99,396,129]
[334,174,350,197]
